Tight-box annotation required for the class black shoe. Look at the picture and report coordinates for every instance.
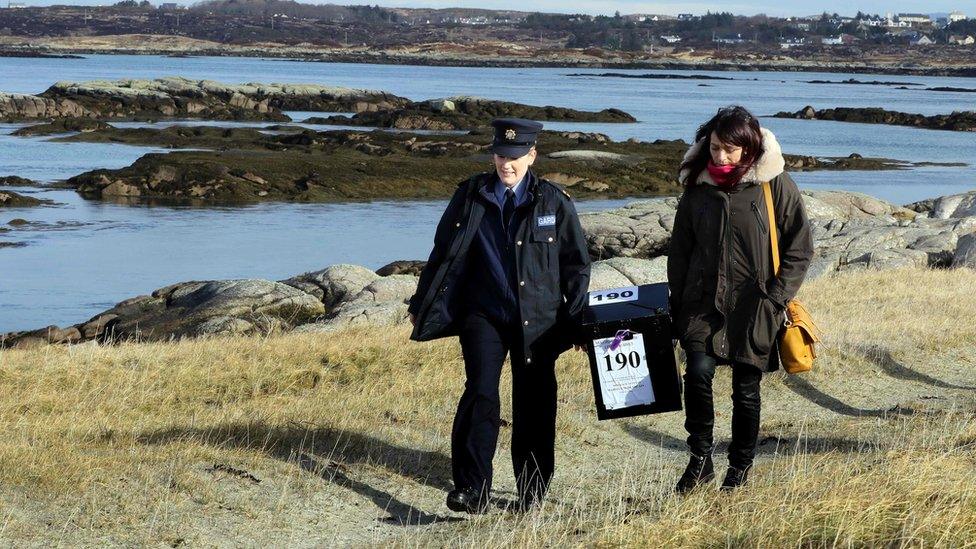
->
[720,466,750,491]
[446,488,489,514]
[675,453,715,494]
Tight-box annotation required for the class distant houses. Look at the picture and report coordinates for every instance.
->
[779,37,806,49]
[896,13,932,27]
[713,33,746,44]
[949,35,975,45]
[910,34,935,46]
[821,34,858,45]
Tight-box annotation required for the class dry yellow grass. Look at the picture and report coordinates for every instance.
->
[0,266,974,547]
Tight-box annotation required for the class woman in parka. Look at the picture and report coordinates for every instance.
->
[668,106,814,492]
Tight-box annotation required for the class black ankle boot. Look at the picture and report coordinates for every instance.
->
[720,466,750,491]
[675,453,714,494]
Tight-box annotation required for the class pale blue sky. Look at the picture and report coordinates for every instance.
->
[14,0,972,18]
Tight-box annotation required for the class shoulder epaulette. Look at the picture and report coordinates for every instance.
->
[540,178,572,199]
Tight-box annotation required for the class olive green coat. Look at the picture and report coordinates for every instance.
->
[667,129,814,371]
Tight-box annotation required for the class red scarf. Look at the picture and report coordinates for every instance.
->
[706,161,740,190]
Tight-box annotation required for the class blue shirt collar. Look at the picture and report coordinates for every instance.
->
[493,173,529,206]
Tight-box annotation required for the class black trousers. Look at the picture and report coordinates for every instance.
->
[683,351,763,469]
[453,312,558,500]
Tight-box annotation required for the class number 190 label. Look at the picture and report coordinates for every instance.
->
[588,285,639,307]
[592,332,655,410]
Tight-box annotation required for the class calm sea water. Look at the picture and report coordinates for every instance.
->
[1,55,975,332]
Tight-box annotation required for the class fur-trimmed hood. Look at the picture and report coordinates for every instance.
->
[678,127,785,186]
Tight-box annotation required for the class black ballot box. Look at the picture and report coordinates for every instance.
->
[581,283,683,420]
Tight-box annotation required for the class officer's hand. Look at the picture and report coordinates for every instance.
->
[409,313,416,326]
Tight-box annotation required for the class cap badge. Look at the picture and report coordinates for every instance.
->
[504,128,517,140]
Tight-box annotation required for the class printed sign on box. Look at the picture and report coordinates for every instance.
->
[591,332,655,410]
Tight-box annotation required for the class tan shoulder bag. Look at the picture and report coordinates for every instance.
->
[762,181,821,374]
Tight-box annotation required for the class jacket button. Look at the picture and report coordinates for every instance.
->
[455,222,461,227]
[523,320,529,326]
[526,358,532,364]
[520,281,525,286]
[516,240,523,245]
[547,236,554,242]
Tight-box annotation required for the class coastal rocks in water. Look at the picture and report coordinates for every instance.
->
[774,105,976,132]
[61,128,692,202]
[0,279,326,347]
[0,190,51,207]
[805,79,920,86]
[12,118,112,136]
[785,153,917,172]
[0,175,38,187]
[1,77,411,122]
[0,92,93,121]
[307,96,636,130]
[567,72,735,81]
[547,150,629,161]
[7,183,976,348]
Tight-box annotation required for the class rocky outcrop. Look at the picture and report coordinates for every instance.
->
[6,189,976,347]
[305,96,636,130]
[1,278,326,347]
[0,253,668,347]
[775,105,976,132]
[61,129,692,202]
[589,256,668,290]
[0,176,38,187]
[0,92,94,120]
[12,118,112,136]
[0,190,51,207]
[376,260,426,276]
[580,189,976,275]
[581,198,678,260]
[1,77,410,122]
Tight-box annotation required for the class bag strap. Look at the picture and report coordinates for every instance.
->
[761,180,781,276]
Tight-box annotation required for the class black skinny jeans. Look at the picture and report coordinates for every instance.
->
[683,351,762,469]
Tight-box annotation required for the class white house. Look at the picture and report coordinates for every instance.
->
[660,35,682,44]
[898,13,933,27]
[949,11,968,23]
[911,34,935,45]
[949,35,975,45]
[780,37,806,49]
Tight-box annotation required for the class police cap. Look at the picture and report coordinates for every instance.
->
[490,118,544,158]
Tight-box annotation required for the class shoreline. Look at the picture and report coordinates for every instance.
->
[3,41,976,78]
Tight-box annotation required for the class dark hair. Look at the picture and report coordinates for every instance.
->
[679,105,764,187]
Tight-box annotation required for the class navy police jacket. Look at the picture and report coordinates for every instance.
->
[408,170,591,362]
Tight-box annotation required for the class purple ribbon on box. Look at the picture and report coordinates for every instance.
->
[609,329,633,352]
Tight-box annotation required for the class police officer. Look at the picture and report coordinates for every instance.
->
[408,118,591,514]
